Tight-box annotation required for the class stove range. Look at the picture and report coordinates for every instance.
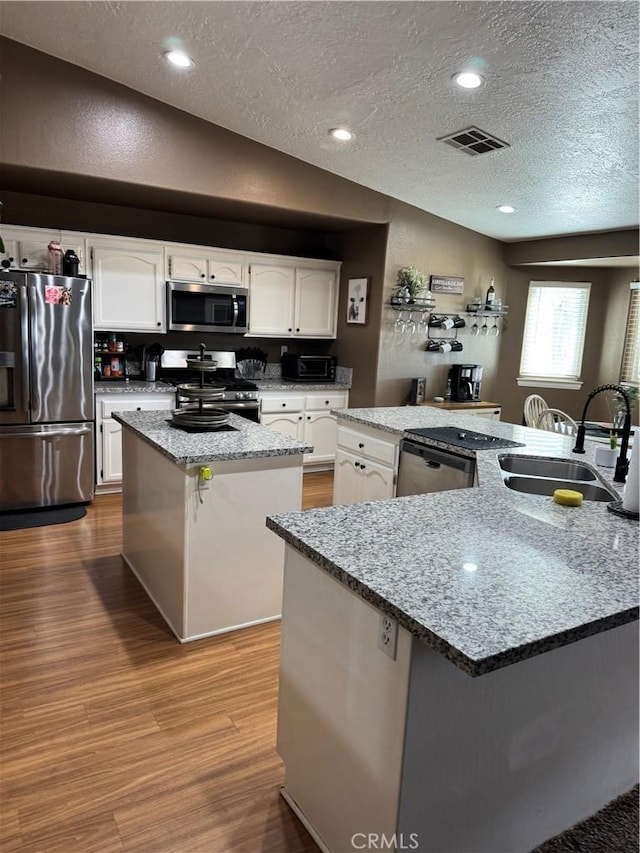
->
[159,350,261,421]
[405,426,525,451]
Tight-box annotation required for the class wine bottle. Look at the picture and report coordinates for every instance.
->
[485,278,496,309]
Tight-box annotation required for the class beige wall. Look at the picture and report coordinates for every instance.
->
[376,206,509,407]
[1,38,637,421]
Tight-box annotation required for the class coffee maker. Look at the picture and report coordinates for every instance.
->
[449,364,483,402]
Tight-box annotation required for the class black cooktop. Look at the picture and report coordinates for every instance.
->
[405,426,525,451]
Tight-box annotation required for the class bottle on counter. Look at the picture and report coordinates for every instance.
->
[47,241,64,276]
[485,278,496,309]
[62,249,80,277]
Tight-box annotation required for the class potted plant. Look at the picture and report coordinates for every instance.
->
[395,266,428,303]
[608,385,639,429]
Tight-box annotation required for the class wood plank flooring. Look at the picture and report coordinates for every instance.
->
[0,471,334,853]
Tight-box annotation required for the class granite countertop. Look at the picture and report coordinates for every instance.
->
[112,409,312,465]
[267,406,639,677]
[254,380,351,392]
[95,381,175,393]
[95,380,349,393]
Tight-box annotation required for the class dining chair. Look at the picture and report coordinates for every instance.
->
[535,408,578,436]
[523,394,549,427]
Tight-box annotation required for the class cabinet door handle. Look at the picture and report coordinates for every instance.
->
[325,400,329,405]
[360,464,366,470]
[298,416,303,421]
[282,403,286,407]
[288,328,292,332]
[307,416,311,420]
[136,407,141,411]
[210,274,216,279]
[157,321,161,326]
[201,273,206,278]
[296,328,300,332]
[358,442,364,449]
[354,461,360,468]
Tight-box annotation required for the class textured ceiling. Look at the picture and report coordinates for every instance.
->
[1,1,638,243]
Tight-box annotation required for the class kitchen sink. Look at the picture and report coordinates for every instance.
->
[499,455,597,481]
[502,476,617,502]
[499,454,618,502]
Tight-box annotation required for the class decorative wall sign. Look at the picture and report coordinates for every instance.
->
[347,277,369,324]
[429,274,465,295]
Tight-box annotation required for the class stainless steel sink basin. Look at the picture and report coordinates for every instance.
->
[503,476,617,502]
[499,455,597,481]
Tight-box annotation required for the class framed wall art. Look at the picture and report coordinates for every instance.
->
[346,277,369,325]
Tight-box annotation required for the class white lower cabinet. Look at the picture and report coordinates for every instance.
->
[95,392,174,490]
[333,424,399,504]
[260,390,349,467]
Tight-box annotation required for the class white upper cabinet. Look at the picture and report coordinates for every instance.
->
[249,264,297,336]
[295,268,337,337]
[91,242,165,332]
[167,249,246,286]
[2,224,341,338]
[249,263,338,338]
[0,226,86,274]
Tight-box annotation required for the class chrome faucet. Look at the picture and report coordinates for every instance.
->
[573,384,632,483]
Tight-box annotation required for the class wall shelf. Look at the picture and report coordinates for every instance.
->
[389,295,436,311]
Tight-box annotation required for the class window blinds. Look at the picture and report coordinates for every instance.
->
[519,281,591,381]
[620,283,640,385]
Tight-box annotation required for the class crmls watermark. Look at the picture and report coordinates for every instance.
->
[351,833,420,851]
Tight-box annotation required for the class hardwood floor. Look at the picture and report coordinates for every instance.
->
[0,471,334,853]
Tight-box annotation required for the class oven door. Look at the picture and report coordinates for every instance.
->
[221,401,260,422]
[167,281,248,334]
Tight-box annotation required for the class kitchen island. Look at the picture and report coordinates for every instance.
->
[267,407,639,853]
[114,409,311,642]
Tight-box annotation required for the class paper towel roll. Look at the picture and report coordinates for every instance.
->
[622,436,639,514]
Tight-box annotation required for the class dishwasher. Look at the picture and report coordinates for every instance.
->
[396,439,475,496]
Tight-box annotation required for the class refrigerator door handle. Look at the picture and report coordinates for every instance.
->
[26,285,39,414]
[5,425,94,439]
[19,285,30,412]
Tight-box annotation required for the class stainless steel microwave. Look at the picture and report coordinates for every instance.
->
[166,281,249,334]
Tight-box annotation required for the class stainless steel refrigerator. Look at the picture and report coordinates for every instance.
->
[0,272,94,511]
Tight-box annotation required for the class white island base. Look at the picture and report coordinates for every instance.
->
[121,429,304,641]
[277,548,639,853]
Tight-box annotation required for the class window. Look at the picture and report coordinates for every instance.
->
[620,282,640,385]
[518,281,591,389]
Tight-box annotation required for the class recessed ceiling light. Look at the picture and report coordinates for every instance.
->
[329,128,354,141]
[164,51,194,69]
[496,204,517,214]
[452,71,484,89]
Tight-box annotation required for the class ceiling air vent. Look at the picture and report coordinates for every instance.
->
[438,126,510,156]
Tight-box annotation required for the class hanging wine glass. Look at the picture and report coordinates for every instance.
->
[470,316,480,336]
[489,317,500,336]
[480,317,489,336]
[394,310,407,340]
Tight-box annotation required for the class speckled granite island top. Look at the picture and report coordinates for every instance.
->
[267,407,639,677]
[113,409,312,465]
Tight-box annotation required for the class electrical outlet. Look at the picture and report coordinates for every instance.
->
[280,345,288,356]
[377,614,398,660]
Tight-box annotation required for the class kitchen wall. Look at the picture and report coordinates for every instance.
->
[1,38,636,422]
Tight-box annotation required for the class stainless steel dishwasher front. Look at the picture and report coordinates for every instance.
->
[396,439,475,496]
